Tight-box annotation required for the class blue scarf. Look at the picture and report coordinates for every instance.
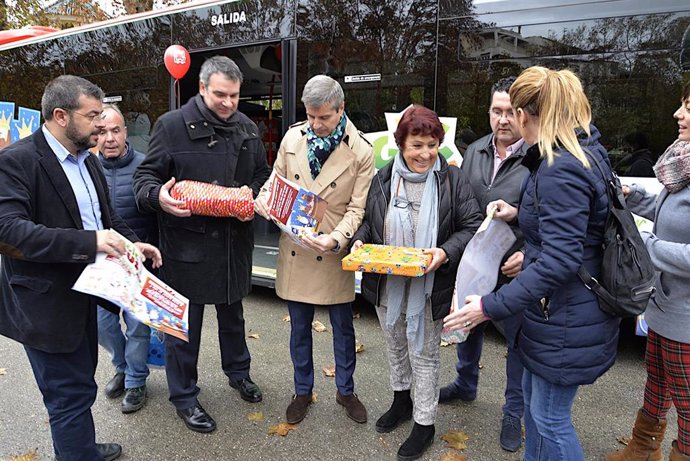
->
[306,113,347,179]
[385,153,440,352]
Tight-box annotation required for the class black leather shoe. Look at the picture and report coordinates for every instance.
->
[121,385,146,414]
[55,443,122,461]
[176,403,216,433]
[104,372,125,399]
[229,377,263,403]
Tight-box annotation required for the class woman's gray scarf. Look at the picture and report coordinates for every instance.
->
[385,153,440,352]
[654,140,690,193]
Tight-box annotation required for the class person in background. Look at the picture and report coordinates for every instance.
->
[133,56,271,433]
[439,76,529,453]
[351,105,483,461]
[0,75,161,461]
[444,66,621,460]
[623,131,656,177]
[606,81,690,461]
[255,75,374,426]
[96,104,158,414]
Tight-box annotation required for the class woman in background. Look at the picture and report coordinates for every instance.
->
[606,81,690,461]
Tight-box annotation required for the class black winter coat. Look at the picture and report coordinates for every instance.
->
[99,143,158,245]
[133,98,271,304]
[352,156,483,320]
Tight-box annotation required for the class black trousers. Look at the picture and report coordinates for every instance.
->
[165,300,251,410]
[24,307,101,461]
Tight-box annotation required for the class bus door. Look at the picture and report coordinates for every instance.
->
[177,40,296,287]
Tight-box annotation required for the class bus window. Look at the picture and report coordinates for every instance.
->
[438,0,690,176]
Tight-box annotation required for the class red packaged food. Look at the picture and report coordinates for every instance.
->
[170,180,254,219]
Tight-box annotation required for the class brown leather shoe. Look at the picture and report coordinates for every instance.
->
[286,394,312,424]
[336,391,367,423]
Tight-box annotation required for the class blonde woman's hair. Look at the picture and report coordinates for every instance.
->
[509,66,592,167]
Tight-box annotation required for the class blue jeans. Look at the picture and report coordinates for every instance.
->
[97,306,150,389]
[453,313,524,418]
[523,369,584,461]
[288,301,356,396]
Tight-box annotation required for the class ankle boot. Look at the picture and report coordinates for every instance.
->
[376,390,413,433]
[397,422,434,461]
[605,409,666,461]
[671,441,690,461]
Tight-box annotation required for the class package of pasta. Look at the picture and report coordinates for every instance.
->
[170,180,254,219]
[341,244,431,277]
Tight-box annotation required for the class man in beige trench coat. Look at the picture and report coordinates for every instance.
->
[255,75,374,425]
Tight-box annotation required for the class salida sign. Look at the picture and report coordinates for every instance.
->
[210,11,247,26]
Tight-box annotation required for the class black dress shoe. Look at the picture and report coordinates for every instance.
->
[229,377,263,403]
[55,443,122,461]
[104,372,125,399]
[176,403,216,433]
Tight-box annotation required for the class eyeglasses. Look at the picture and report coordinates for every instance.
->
[71,110,105,123]
[394,197,421,211]
[489,109,515,121]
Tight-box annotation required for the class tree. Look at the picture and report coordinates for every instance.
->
[2,0,50,29]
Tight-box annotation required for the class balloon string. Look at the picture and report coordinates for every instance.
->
[174,79,180,109]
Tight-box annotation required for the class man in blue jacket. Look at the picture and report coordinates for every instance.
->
[97,104,158,414]
[438,76,529,453]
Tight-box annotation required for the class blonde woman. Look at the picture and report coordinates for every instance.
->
[444,66,621,460]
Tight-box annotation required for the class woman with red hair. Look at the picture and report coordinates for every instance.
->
[351,105,482,460]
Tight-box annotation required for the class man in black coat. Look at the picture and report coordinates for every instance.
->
[133,56,271,433]
[97,104,159,414]
[0,75,161,461]
[438,76,529,453]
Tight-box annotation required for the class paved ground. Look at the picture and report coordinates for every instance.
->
[0,287,676,461]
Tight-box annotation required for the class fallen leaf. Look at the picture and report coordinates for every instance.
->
[268,422,297,436]
[9,449,39,461]
[617,435,631,446]
[441,430,470,450]
[355,340,365,353]
[353,312,361,319]
[282,314,291,322]
[478,363,483,369]
[440,340,450,347]
[323,366,336,377]
[247,333,260,339]
[0,368,7,376]
[440,451,468,461]
[312,320,327,332]
[247,411,264,422]
[311,392,318,402]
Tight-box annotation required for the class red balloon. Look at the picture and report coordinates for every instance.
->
[164,45,191,80]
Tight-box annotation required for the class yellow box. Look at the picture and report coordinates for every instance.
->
[341,244,431,277]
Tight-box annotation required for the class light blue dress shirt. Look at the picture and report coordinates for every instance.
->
[42,125,103,231]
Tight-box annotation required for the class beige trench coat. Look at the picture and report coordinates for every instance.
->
[258,119,375,305]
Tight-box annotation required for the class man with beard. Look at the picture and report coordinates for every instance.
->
[0,75,161,460]
[96,104,158,414]
[134,56,271,433]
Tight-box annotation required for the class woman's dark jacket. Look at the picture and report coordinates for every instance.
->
[351,155,483,320]
[482,125,621,386]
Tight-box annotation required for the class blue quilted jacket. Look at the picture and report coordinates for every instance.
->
[482,125,621,386]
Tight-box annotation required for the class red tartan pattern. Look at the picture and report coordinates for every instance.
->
[643,328,690,455]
